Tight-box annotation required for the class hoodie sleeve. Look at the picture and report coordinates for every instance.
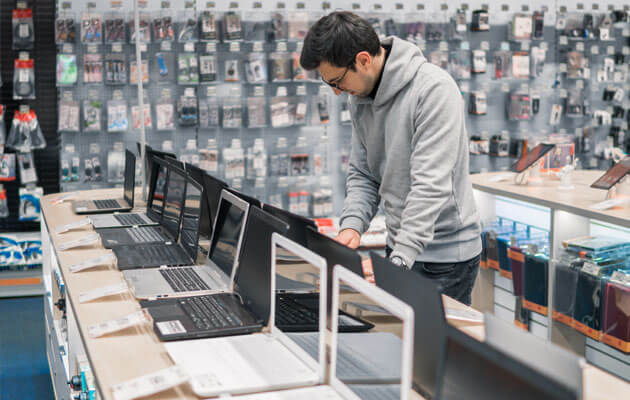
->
[390,77,463,267]
[339,123,381,235]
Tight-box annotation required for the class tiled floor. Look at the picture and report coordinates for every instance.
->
[0,296,54,400]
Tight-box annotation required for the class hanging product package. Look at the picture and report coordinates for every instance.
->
[0,105,5,153]
[0,185,8,218]
[56,54,78,86]
[13,57,36,100]
[6,108,47,152]
[13,7,34,50]
[19,186,43,222]
[18,152,37,185]
[0,154,17,182]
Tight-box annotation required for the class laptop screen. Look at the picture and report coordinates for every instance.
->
[123,150,136,205]
[227,188,262,209]
[209,193,248,277]
[201,173,229,230]
[180,177,203,259]
[511,143,555,173]
[162,165,187,240]
[185,164,212,239]
[262,203,316,247]
[150,158,169,217]
[371,253,445,399]
[437,325,577,400]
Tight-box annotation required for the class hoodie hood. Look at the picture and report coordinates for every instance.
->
[351,36,427,107]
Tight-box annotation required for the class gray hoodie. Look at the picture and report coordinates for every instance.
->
[339,36,481,266]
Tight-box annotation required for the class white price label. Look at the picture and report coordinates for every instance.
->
[623,28,630,37]
[501,83,510,92]
[156,320,187,336]
[607,46,615,55]
[253,85,265,97]
[253,41,263,52]
[79,282,128,303]
[111,366,189,400]
[206,42,217,53]
[276,41,287,52]
[296,85,307,96]
[184,87,195,97]
[623,47,630,56]
[521,41,530,51]
[591,45,599,55]
[62,44,73,53]
[207,85,217,97]
[139,43,147,53]
[160,41,172,51]
[439,41,449,51]
[184,42,195,52]
[70,253,117,273]
[276,86,288,97]
[481,41,490,51]
[55,218,91,234]
[559,63,567,73]
[52,193,77,204]
[229,41,240,52]
[576,80,584,89]
[611,271,630,286]
[582,262,601,277]
[88,310,149,338]
[576,42,584,52]
[559,36,568,45]
[59,233,100,251]
[112,43,123,53]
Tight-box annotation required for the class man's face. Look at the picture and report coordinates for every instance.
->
[318,58,374,97]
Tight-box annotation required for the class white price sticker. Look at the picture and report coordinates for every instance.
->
[184,42,195,52]
[582,262,601,277]
[79,282,128,303]
[481,41,490,51]
[607,46,615,55]
[591,45,599,55]
[160,41,172,51]
[70,253,116,273]
[229,41,240,52]
[112,43,123,53]
[59,233,100,251]
[276,86,288,97]
[206,85,217,97]
[206,42,217,53]
[111,365,189,400]
[439,41,449,51]
[611,271,630,286]
[576,42,584,52]
[296,85,307,96]
[276,41,287,52]
[55,218,91,234]
[559,63,567,73]
[253,41,263,52]
[52,192,77,204]
[88,310,149,338]
[157,320,187,335]
[559,36,568,45]
[623,28,630,37]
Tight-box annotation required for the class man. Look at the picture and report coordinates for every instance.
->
[300,12,482,305]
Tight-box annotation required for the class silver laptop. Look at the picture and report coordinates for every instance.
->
[226,264,414,400]
[72,150,135,214]
[484,313,585,399]
[163,233,327,397]
[89,156,169,228]
[124,189,250,299]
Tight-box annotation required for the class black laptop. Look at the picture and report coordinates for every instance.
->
[185,163,214,239]
[371,252,446,400]
[137,143,176,187]
[141,206,290,341]
[435,324,578,400]
[72,150,135,214]
[262,203,317,247]
[112,174,203,270]
[96,164,187,248]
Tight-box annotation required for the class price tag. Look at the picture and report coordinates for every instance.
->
[501,83,510,92]
[591,45,599,55]
[250,85,263,97]
[521,4,529,11]
[184,42,195,52]
[206,86,217,97]
[623,28,630,38]
[52,193,77,204]
[501,4,509,11]
[623,47,630,56]
[88,310,150,338]
[296,85,307,96]
[70,253,117,273]
[592,3,599,10]
[607,46,615,55]
[559,36,568,46]
[62,44,73,54]
[206,42,217,53]
[253,41,264,52]
[112,43,123,53]
[59,233,100,251]
[55,218,91,234]
[559,89,568,98]
[582,262,601,277]
[481,41,490,51]
[229,41,241,52]
[184,88,195,97]
[276,86,288,97]
[521,41,530,51]
[439,41,448,51]
[161,1,171,8]
[79,282,128,303]
[500,41,510,51]
[559,63,567,73]
[160,41,172,51]
[229,86,242,97]
[276,41,287,52]
[576,80,584,89]
[112,365,190,400]
[577,3,584,10]
[590,197,630,210]
[87,45,98,54]
[576,42,584,52]
[611,271,630,287]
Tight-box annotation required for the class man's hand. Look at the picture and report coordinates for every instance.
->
[335,228,361,249]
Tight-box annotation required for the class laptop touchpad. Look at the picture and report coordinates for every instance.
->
[151,304,184,318]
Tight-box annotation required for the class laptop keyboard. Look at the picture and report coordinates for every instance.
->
[138,245,187,265]
[290,333,369,377]
[160,268,210,292]
[276,297,319,326]
[349,385,400,400]
[179,295,242,330]
[114,213,146,226]
[94,199,120,209]
[127,226,166,243]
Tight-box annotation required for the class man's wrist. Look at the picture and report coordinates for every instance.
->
[390,255,409,269]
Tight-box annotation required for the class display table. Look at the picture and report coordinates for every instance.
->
[471,170,630,382]
[41,188,630,399]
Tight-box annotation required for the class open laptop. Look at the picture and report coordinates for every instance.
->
[484,313,584,399]
[201,172,229,239]
[227,187,262,209]
[435,324,578,400]
[96,164,187,248]
[124,189,250,299]
[72,149,135,214]
[138,206,290,341]
[262,203,317,247]
[228,264,414,400]
[371,252,446,400]
[163,233,326,397]
[137,143,176,188]
[274,227,372,333]
[112,174,203,270]
[185,163,212,239]
[89,155,168,229]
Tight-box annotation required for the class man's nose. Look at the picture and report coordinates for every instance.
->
[333,88,342,96]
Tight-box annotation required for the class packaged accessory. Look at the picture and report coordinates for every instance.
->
[566,89,585,117]
[107,100,128,132]
[494,51,512,79]
[131,102,152,130]
[14,57,35,100]
[199,54,217,82]
[199,98,220,129]
[271,98,291,128]
[83,99,102,132]
[105,53,127,85]
[177,93,198,127]
[0,186,8,218]
[429,51,449,69]
[450,9,467,40]
[245,53,267,83]
[222,98,242,128]
[129,12,151,42]
[104,12,126,43]
[55,14,77,44]
[199,139,219,173]
[532,11,545,40]
[81,12,103,43]
[472,50,486,74]
[270,53,291,82]
[269,11,287,41]
[288,11,308,40]
[246,97,267,128]
[83,54,103,83]
[156,98,175,131]
[152,11,175,42]
[0,154,17,182]
[471,10,489,32]
[508,91,532,121]
[178,11,198,42]
[129,57,149,85]
[224,12,243,41]
[19,186,42,222]
[0,105,5,153]
[511,13,533,40]
[224,59,241,83]
[107,144,125,183]
[13,7,34,50]
[567,51,589,79]
[450,50,471,80]
[58,99,80,133]
[512,52,530,79]
[530,46,546,78]
[18,152,37,185]
[6,108,46,152]
[56,54,78,86]
[469,91,487,115]
[155,52,173,81]
[246,138,267,178]
[178,53,199,84]
[200,11,218,41]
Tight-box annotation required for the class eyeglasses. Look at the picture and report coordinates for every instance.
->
[322,64,351,90]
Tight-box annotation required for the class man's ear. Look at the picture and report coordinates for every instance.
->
[355,51,372,70]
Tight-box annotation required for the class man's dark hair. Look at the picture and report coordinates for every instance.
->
[300,11,380,71]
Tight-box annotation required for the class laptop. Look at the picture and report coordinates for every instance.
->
[163,233,326,397]
[72,149,135,214]
[201,172,229,239]
[112,174,203,270]
[227,187,262,209]
[137,143,176,188]
[227,264,414,400]
[124,189,250,299]
[96,164,187,248]
[435,324,578,400]
[89,155,168,229]
[262,203,317,247]
[138,206,290,340]
[185,163,212,239]
[484,313,584,399]
[371,252,445,400]
[274,227,372,333]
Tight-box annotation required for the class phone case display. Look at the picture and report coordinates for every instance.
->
[56,54,78,86]
[81,12,103,43]
[13,7,35,50]
[6,109,47,153]
[104,12,127,43]
[13,58,35,100]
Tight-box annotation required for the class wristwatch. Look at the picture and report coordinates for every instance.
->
[390,256,408,269]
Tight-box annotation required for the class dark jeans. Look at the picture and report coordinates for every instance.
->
[386,247,480,306]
